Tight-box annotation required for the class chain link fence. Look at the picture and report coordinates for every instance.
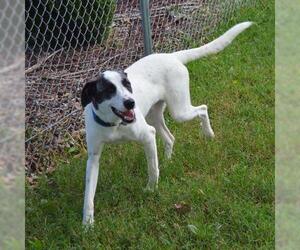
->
[0,0,25,248]
[25,0,254,176]
[0,0,24,181]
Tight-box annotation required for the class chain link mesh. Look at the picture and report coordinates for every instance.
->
[0,0,24,181]
[0,1,25,246]
[25,0,254,175]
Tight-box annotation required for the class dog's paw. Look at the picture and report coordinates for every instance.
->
[82,213,94,229]
[204,128,215,138]
[82,220,94,232]
[165,145,173,159]
[144,182,158,192]
[200,121,215,139]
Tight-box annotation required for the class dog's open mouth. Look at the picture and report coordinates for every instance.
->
[111,107,135,124]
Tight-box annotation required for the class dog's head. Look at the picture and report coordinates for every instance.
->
[81,70,136,124]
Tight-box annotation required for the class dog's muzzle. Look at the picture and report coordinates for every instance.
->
[111,105,136,124]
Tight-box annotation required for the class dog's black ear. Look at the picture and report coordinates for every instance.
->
[81,78,99,108]
[117,70,128,79]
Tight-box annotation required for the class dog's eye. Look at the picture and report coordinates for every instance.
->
[106,84,116,94]
[122,79,132,93]
[122,79,130,87]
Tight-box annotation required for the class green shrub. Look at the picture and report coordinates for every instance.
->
[25,0,116,51]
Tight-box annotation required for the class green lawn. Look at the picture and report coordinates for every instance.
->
[26,2,274,249]
[0,177,24,250]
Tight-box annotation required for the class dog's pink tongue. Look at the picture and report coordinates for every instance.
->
[123,110,134,119]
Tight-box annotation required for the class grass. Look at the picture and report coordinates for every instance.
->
[26,1,274,249]
[0,176,25,250]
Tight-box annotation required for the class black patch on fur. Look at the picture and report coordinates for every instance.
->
[119,71,132,93]
[121,78,132,93]
[81,78,98,108]
[81,75,117,109]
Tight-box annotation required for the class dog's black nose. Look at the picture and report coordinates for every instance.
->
[124,98,135,110]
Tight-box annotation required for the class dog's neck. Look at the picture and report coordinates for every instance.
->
[92,109,116,127]
[91,104,122,127]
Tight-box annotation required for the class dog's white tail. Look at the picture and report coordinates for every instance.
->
[172,22,253,64]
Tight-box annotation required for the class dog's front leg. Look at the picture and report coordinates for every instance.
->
[83,143,103,226]
[141,126,159,191]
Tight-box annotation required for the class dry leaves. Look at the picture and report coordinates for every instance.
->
[174,201,192,215]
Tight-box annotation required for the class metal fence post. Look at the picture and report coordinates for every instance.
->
[139,0,153,56]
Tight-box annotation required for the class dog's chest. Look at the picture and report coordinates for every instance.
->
[100,126,134,143]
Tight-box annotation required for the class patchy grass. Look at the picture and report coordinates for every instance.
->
[26,2,274,249]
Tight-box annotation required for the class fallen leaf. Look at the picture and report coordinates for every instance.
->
[174,202,191,214]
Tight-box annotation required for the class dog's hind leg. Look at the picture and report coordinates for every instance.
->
[83,140,103,226]
[147,101,175,159]
[171,104,214,138]
[165,64,215,138]
[165,69,215,138]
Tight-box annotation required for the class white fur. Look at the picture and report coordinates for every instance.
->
[82,22,253,225]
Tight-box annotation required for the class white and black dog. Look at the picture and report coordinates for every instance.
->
[81,22,252,225]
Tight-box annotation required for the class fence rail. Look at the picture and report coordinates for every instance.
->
[25,0,253,175]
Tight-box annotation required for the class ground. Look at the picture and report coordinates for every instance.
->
[26,1,274,249]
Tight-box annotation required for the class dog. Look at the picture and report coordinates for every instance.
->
[81,22,253,225]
